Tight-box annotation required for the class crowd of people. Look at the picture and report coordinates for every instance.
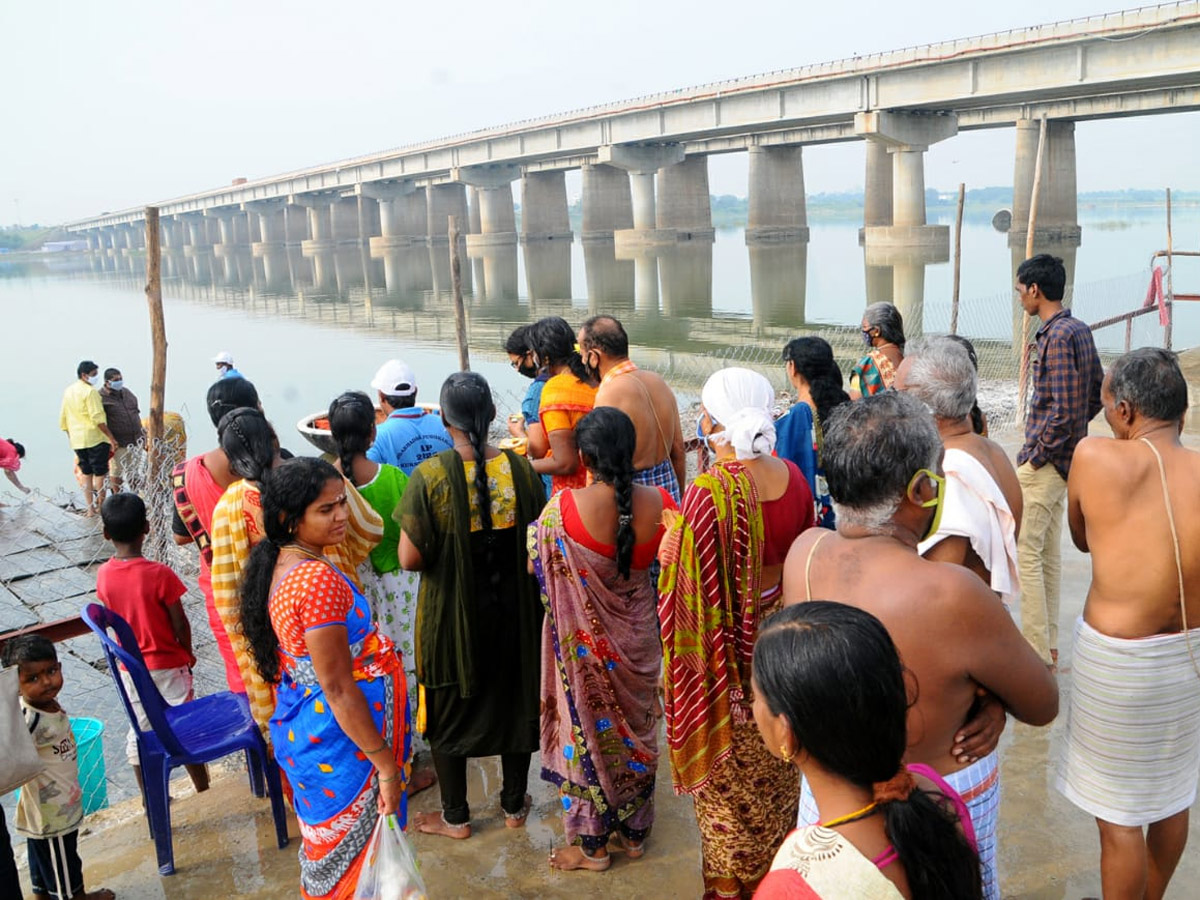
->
[7,252,1200,900]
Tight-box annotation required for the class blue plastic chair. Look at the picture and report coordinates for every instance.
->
[82,602,290,875]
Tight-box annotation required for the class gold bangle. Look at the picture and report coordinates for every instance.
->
[378,772,402,784]
[362,741,389,755]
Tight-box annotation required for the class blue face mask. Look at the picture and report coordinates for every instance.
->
[696,414,720,444]
[109,380,124,391]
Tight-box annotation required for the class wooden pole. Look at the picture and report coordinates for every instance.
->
[448,215,470,371]
[1017,116,1049,425]
[950,182,965,335]
[143,207,167,486]
[1164,187,1174,350]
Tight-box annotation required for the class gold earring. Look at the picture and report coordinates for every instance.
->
[779,743,792,760]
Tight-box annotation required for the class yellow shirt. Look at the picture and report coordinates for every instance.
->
[59,380,107,449]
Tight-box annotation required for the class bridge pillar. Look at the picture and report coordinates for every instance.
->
[291,193,339,252]
[453,165,520,249]
[863,141,894,229]
[657,155,715,239]
[856,111,956,261]
[598,143,686,250]
[243,199,287,256]
[360,182,426,251]
[1009,119,1081,248]
[580,163,633,242]
[86,231,100,253]
[520,171,573,243]
[183,215,211,255]
[746,146,809,244]
[426,183,469,245]
[467,187,483,235]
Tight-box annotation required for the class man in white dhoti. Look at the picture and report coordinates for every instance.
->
[1061,347,1200,900]
[896,337,1023,604]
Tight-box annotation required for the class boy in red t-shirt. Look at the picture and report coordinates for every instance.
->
[97,493,208,794]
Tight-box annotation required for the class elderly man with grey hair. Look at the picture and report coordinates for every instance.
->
[783,391,1058,900]
[895,337,1023,603]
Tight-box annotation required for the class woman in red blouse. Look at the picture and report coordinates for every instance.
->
[530,407,673,871]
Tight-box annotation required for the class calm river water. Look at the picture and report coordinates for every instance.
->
[2,206,1197,495]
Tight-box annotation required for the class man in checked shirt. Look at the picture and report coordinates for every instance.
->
[1015,254,1103,669]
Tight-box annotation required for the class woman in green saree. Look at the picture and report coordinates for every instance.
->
[398,372,546,839]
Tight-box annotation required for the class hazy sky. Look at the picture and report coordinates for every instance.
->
[3,0,1196,225]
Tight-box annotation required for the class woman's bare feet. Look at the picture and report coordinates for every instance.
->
[504,794,532,828]
[408,767,437,797]
[549,846,611,872]
[606,833,646,859]
[413,810,470,839]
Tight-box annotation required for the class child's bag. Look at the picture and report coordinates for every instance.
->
[0,665,45,795]
[353,812,427,900]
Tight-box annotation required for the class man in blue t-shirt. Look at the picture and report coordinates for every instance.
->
[367,359,452,475]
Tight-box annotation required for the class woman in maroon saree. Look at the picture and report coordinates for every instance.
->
[530,407,674,871]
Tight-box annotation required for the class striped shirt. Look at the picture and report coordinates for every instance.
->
[1017,309,1102,479]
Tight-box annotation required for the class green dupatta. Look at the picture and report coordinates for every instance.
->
[397,448,545,700]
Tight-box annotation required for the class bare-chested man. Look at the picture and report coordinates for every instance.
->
[896,336,1022,603]
[578,315,686,502]
[782,391,1057,900]
[1059,348,1200,900]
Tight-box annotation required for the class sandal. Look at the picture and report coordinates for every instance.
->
[504,793,532,828]
[549,846,612,872]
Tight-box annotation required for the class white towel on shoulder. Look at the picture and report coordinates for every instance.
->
[918,447,1019,604]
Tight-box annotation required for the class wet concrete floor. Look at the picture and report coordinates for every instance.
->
[15,533,1200,900]
[15,418,1200,898]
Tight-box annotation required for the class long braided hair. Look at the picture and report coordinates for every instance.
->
[217,408,275,485]
[440,372,497,532]
[327,391,375,487]
[575,407,637,579]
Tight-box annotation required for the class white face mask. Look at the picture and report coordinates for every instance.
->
[87,374,101,386]
[109,379,124,391]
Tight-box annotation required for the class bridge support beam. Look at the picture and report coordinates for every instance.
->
[856,111,956,260]
[453,165,520,249]
[426,183,469,245]
[746,146,809,244]
[598,143,686,250]
[360,182,426,251]
[1009,119,1082,248]
[244,199,287,256]
[291,193,339,253]
[657,155,714,239]
[520,171,573,243]
[183,215,211,255]
[580,163,633,242]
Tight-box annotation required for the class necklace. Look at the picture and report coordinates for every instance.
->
[283,542,325,561]
[819,801,878,829]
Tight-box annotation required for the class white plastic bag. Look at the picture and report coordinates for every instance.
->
[0,665,45,796]
[353,813,428,900]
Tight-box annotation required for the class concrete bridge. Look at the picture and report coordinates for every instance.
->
[66,2,1200,307]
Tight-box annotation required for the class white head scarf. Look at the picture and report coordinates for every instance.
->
[701,367,776,460]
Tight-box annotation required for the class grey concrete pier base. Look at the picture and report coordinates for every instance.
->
[1008,119,1082,249]
[426,184,469,245]
[746,146,810,244]
[362,182,428,251]
[520,171,573,243]
[580,163,633,243]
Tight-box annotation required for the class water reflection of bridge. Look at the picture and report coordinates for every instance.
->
[79,245,1029,392]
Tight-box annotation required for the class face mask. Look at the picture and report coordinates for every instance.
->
[87,374,101,386]
[518,362,539,379]
[908,468,946,541]
[862,329,874,347]
[696,415,721,446]
[583,351,601,383]
[108,380,124,391]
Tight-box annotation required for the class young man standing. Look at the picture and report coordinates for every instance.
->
[60,360,116,516]
[367,359,452,476]
[100,367,145,494]
[1014,254,1103,668]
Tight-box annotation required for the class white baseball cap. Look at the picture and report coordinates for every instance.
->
[370,360,418,397]
[213,351,235,366]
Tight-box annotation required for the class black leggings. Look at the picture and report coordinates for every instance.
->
[431,751,530,826]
